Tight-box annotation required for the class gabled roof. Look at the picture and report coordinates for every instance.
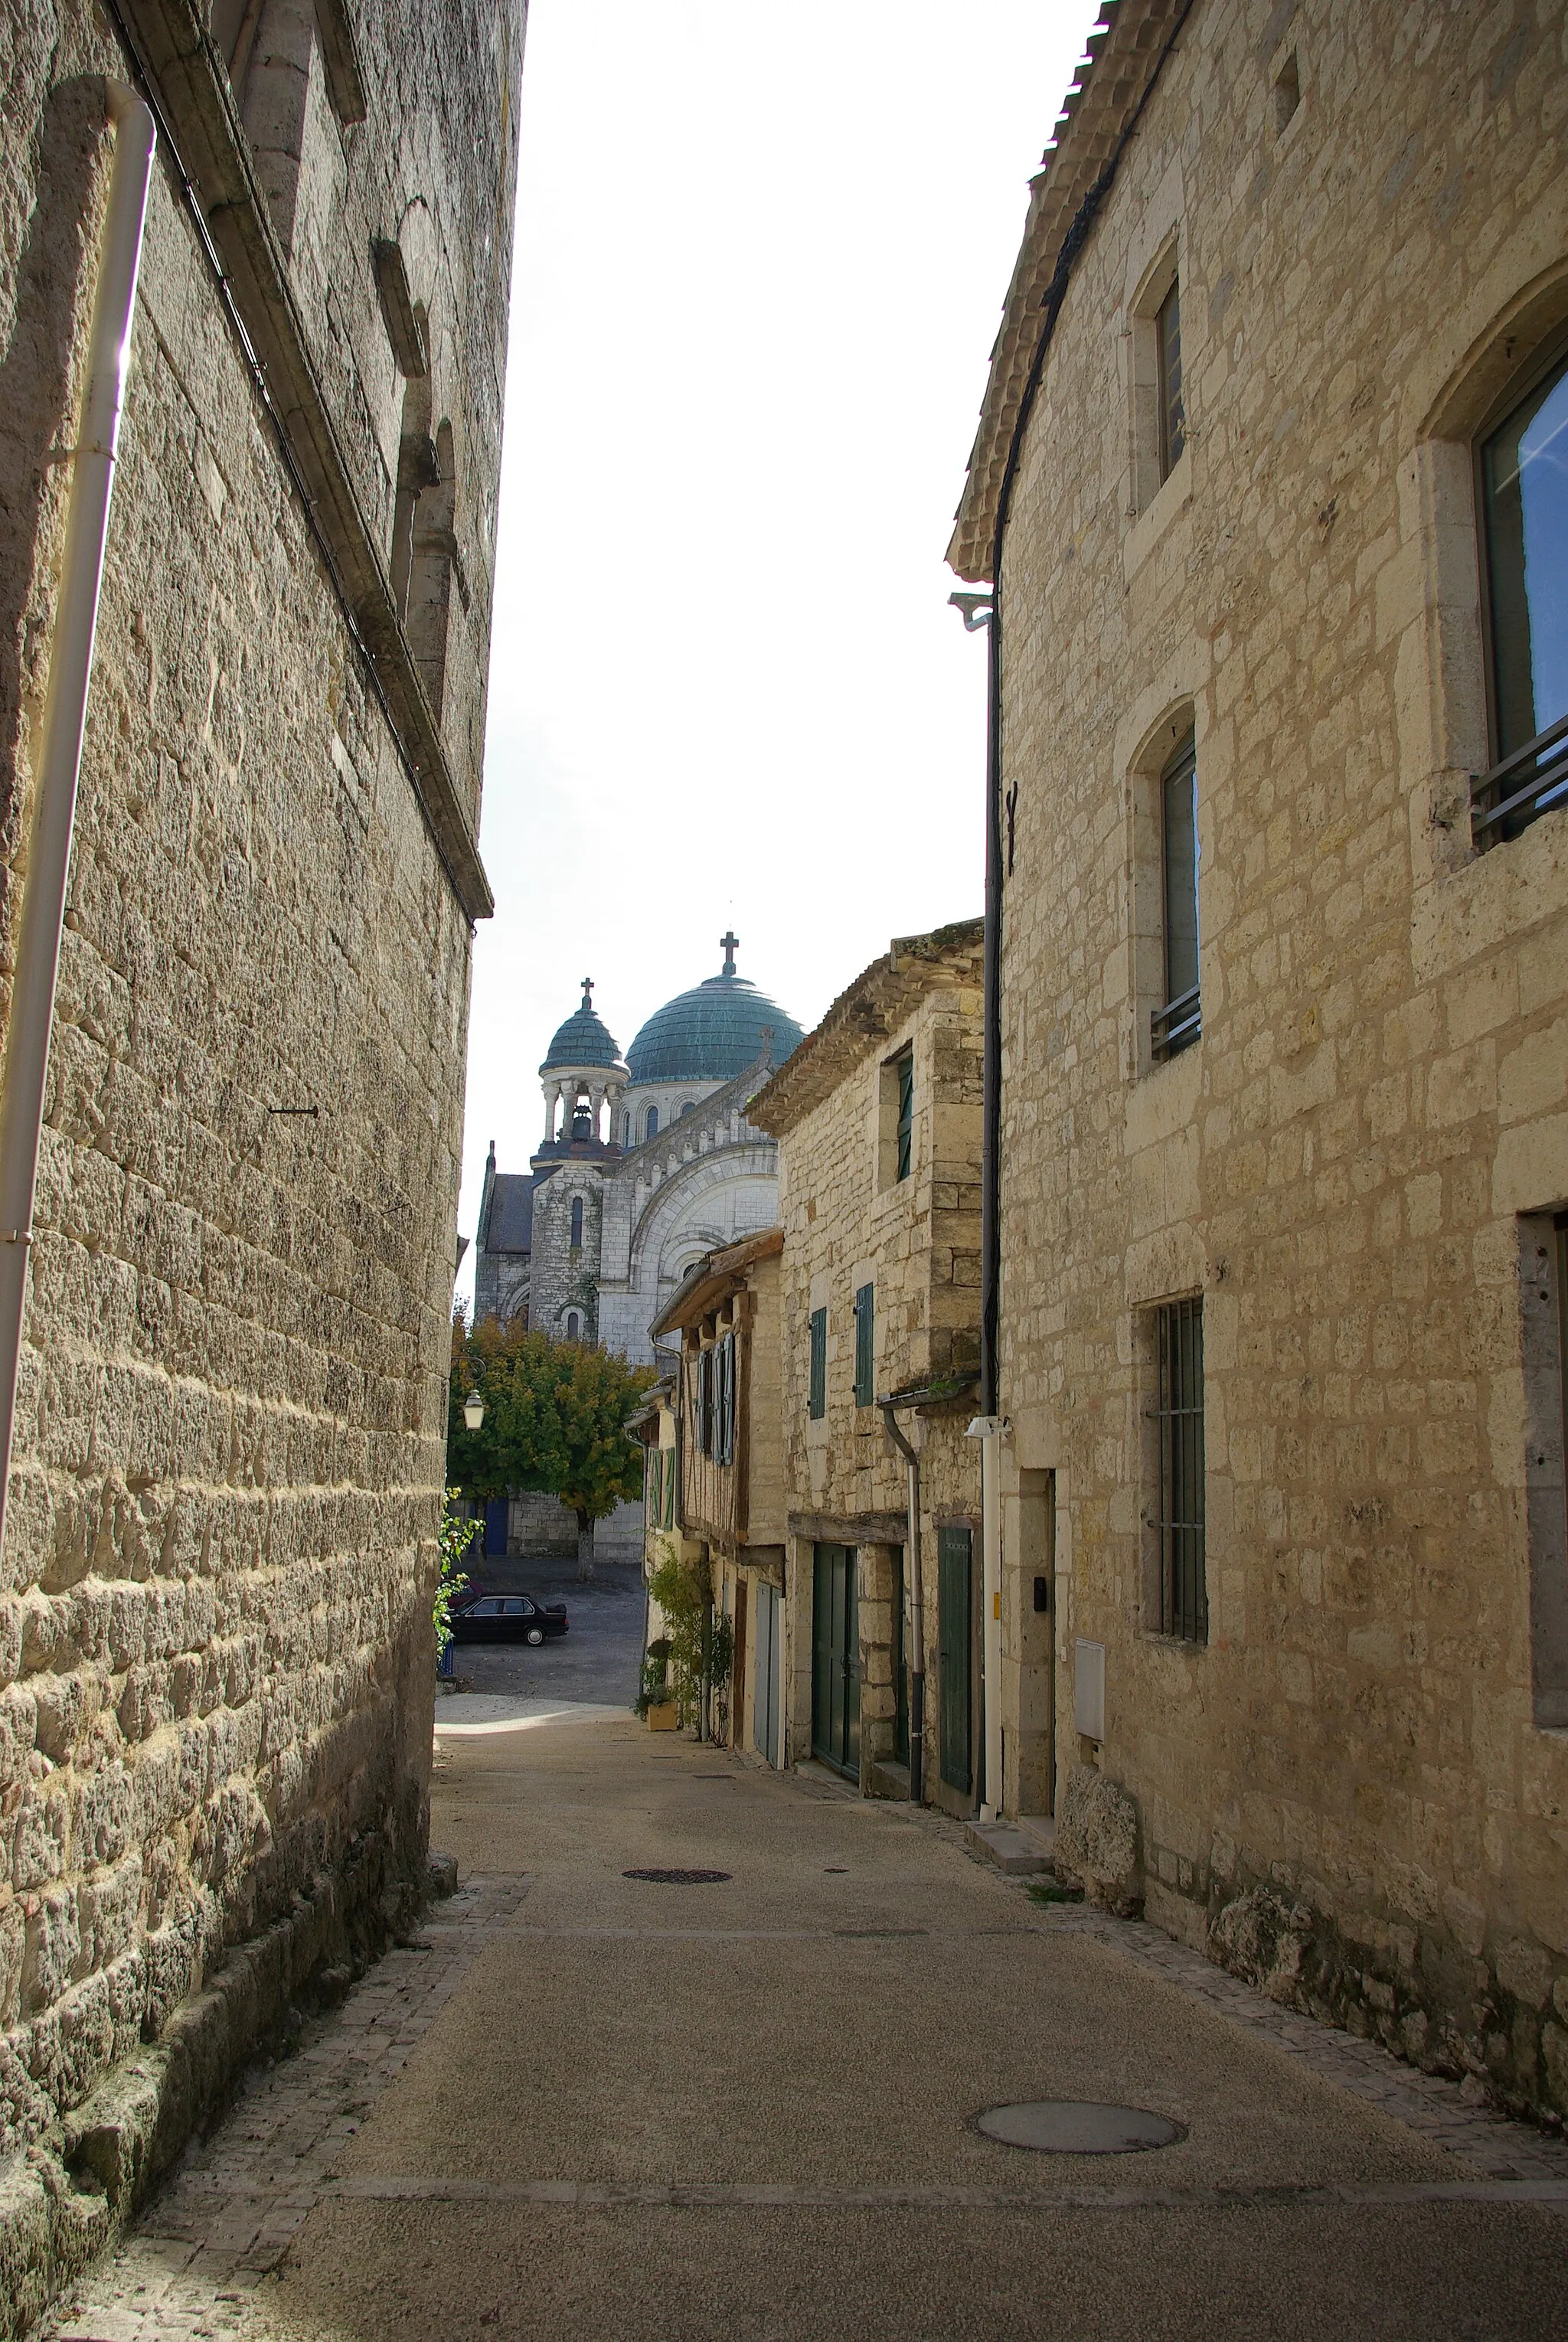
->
[946,0,1194,582]
[482,1173,534,1256]
[648,1228,786,1340]
[749,919,984,1138]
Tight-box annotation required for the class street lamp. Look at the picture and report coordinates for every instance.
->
[462,1389,485,1432]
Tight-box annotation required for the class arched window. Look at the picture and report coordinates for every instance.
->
[678,1099,694,1117]
[570,1196,583,1249]
[644,1106,659,1142]
[565,1311,582,1341]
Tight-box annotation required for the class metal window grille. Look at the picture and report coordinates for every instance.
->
[896,1052,913,1181]
[1470,714,1568,848]
[1153,1298,1207,1641]
[1157,276,1184,479]
[1152,730,1200,1061]
[854,1284,874,1409]
[808,1308,827,1419]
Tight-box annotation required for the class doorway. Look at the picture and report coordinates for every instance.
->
[812,1543,860,1779]
[938,1525,973,1796]
[753,1581,782,1766]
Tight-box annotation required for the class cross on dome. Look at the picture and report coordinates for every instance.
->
[581,977,594,1006]
[720,930,739,976]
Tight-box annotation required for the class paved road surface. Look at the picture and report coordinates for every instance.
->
[47,1672,1568,2339]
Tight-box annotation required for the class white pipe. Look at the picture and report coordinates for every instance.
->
[0,81,155,1566]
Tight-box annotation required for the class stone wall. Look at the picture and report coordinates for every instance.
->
[969,0,1568,2116]
[0,0,521,2308]
[760,955,983,1795]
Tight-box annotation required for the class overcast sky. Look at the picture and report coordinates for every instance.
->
[458,0,1101,1291]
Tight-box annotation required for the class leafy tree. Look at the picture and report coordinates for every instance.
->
[448,1311,655,1576]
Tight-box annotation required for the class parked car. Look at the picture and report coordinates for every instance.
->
[450,1592,570,1647]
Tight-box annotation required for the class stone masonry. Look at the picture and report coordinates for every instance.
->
[753,923,985,1807]
[0,0,522,2316]
[949,0,1568,2117]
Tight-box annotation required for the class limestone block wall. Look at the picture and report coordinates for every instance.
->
[771,985,982,1788]
[0,0,520,2293]
[527,1168,603,1342]
[981,0,1568,2114]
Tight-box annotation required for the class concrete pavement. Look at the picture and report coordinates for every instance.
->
[44,1665,1568,2339]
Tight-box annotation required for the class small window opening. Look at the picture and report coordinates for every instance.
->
[1152,1298,1206,1642]
[644,1106,659,1142]
[1152,729,1200,1060]
[570,1197,583,1250]
[1157,278,1185,482]
[565,1311,582,1341]
[1273,53,1300,133]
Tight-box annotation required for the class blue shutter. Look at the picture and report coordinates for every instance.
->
[853,1283,874,1408]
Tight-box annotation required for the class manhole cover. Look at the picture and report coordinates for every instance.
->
[622,1867,732,1885]
[975,2101,1184,2154]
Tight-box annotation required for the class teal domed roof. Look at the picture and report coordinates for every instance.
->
[627,939,802,1085]
[541,979,622,1071]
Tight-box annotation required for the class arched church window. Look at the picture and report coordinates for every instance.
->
[644,1106,659,1142]
[565,1311,582,1341]
[570,1197,584,1249]
[678,1100,694,1117]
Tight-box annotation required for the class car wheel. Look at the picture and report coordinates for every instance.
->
[525,1626,545,1646]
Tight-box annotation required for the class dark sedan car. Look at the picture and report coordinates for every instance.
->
[450,1593,570,1647]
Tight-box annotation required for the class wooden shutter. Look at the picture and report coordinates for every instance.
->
[808,1308,827,1419]
[854,1283,874,1408]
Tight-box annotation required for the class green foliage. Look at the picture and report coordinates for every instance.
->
[448,1311,655,1522]
[435,1488,475,1662]
[1026,1878,1083,1906]
[647,1549,711,1725]
[635,1637,674,1719]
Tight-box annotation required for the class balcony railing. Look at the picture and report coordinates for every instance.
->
[1151,982,1200,1062]
[1471,714,1568,848]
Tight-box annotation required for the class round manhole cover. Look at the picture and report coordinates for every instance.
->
[975,2101,1184,2154]
[622,1867,732,1885]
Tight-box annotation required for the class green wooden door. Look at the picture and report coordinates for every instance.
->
[938,1525,972,1795]
[812,1543,860,1777]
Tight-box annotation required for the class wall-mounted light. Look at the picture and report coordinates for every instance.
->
[463,1389,485,1432]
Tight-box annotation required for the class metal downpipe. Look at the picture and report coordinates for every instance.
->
[0,81,155,1568]
[880,1400,923,1806]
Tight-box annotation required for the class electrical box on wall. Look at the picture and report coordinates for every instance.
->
[1074,1639,1106,1741]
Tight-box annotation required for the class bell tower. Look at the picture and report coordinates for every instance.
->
[537,976,629,1153]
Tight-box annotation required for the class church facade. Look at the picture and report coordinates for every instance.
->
[475,938,803,1364]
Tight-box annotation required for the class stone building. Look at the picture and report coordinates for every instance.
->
[473,939,803,1362]
[649,1230,788,1764]
[750,923,985,1808]
[948,0,1568,2113]
[0,0,521,2297]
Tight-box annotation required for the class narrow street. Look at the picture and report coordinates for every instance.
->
[47,1592,1568,2340]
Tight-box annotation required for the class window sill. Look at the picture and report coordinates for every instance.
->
[1123,446,1192,586]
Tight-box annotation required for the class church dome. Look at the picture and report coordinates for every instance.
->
[626,939,802,1084]
[541,980,622,1071]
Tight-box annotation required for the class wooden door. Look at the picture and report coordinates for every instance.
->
[812,1543,860,1778]
[938,1526,973,1795]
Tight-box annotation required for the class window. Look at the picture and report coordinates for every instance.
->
[696,1346,713,1456]
[853,1284,875,1409]
[1156,278,1184,482]
[644,1106,659,1142]
[877,1048,914,1190]
[1473,345,1568,844]
[808,1308,827,1420]
[1273,51,1300,132]
[564,1311,582,1341]
[714,1333,736,1465]
[679,1100,694,1117]
[896,1052,913,1181]
[1152,730,1200,1060]
[1152,1298,1206,1642]
[570,1197,583,1249]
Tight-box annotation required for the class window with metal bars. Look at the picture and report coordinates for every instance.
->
[1152,1297,1206,1641]
[1157,276,1184,482]
[1472,341,1568,847]
[853,1284,875,1409]
[896,1051,913,1181]
[808,1308,827,1420]
[1152,729,1200,1061]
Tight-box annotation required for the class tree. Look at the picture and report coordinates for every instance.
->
[448,1312,655,1576]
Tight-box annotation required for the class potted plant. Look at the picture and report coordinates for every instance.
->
[636,1638,678,1730]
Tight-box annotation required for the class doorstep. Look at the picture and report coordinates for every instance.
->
[963,1817,1050,1876]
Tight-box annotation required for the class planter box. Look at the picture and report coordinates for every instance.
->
[646,1701,679,1732]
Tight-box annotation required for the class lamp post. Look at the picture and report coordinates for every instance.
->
[463,1389,485,1432]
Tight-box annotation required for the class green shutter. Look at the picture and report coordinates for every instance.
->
[854,1283,874,1408]
[808,1308,827,1419]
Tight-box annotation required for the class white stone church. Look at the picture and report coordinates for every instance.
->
[473,936,802,1365]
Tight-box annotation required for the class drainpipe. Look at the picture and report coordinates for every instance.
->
[0,81,155,1571]
[879,1400,923,1806]
[966,1414,1007,1818]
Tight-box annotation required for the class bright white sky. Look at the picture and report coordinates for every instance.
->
[458,0,1102,1293]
